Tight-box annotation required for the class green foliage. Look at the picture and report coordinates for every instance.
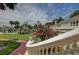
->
[22,22,33,29]
[9,21,14,25]
[9,21,20,32]
[0,41,20,55]
[18,31,30,34]
[57,17,64,23]
[45,17,64,26]
[14,21,20,29]
[34,38,42,43]
[0,34,30,40]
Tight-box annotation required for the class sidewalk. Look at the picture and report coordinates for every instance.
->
[10,40,27,55]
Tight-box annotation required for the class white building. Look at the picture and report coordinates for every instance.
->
[54,15,79,34]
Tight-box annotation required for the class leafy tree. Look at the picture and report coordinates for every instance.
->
[9,21,15,31]
[9,21,14,27]
[34,24,38,28]
[45,17,64,26]
[14,21,20,29]
[34,21,45,41]
[53,17,64,24]
[57,17,64,23]
[9,21,20,32]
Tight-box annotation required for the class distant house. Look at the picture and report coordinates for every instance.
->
[0,26,12,33]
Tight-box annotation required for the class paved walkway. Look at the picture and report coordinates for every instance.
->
[10,40,27,55]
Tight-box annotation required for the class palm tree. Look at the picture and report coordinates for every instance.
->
[14,21,20,29]
[9,21,14,32]
[9,21,14,27]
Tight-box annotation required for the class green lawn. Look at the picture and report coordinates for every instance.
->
[0,33,30,55]
[0,41,20,55]
[0,34,30,40]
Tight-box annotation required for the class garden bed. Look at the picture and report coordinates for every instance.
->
[0,40,20,55]
[0,46,7,51]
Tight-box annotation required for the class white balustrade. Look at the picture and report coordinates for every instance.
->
[26,27,79,55]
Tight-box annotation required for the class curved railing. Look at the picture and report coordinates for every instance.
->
[26,27,79,55]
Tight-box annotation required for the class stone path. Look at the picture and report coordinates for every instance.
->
[10,40,27,55]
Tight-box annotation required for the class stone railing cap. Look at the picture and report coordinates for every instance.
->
[26,27,79,47]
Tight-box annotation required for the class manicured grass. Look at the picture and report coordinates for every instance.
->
[0,41,20,55]
[0,34,30,40]
[0,34,30,54]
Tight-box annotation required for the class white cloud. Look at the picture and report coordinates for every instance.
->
[0,3,49,26]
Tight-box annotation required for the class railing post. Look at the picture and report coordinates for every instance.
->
[28,49,31,55]
[38,50,40,55]
[50,48,53,55]
[63,44,67,51]
[54,47,57,55]
[62,44,66,54]
[37,49,39,55]
[77,41,79,47]
[46,48,48,55]
[59,45,64,54]
[31,50,32,55]
[28,50,31,54]
[61,45,65,54]
[35,49,37,55]
[33,50,35,55]
[42,49,44,55]
[36,48,39,55]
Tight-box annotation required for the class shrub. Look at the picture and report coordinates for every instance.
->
[34,38,42,43]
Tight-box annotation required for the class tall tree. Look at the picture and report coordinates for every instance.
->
[34,24,38,28]
[14,21,20,29]
[57,17,64,23]
[9,21,14,31]
[23,21,33,29]
[9,21,14,27]
[34,21,45,41]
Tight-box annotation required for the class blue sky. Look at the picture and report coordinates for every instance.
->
[0,3,79,26]
[35,3,79,19]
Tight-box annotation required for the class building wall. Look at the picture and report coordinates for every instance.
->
[52,15,79,34]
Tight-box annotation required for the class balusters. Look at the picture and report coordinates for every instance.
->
[50,48,53,55]
[46,48,48,55]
